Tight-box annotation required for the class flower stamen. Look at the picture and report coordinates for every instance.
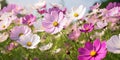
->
[27,42,32,46]
[90,50,97,57]
[74,13,79,17]
[53,21,59,27]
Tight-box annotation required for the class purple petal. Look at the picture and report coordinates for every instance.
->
[78,55,91,60]
[83,23,89,29]
[85,42,93,51]
[78,48,90,55]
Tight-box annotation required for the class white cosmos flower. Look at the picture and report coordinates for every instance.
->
[39,43,53,51]
[0,32,9,43]
[33,20,44,33]
[95,21,108,29]
[70,5,86,21]
[0,19,12,31]
[18,34,40,49]
[107,34,120,54]
[34,0,46,9]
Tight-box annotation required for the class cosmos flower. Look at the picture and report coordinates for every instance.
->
[22,14,36,26]
[70,5,86,21]
[0,4,22,14]
[106,2,120,10]
[104,2,120,23]
[48,6,66,14]
[107,34,120,53]
[34,0,46,9]
[18,33,40,49]
[7,42,18,51]
[0,32,9,43]
[0,19,12,31]
[0,12,16,31]
[95,21,108,29]
[90,3,101,10]
[80,23,94,33]
[42,11,67,34]
[68,24,81,40]
[39,43,53,51]
[78,39,107,60]
[10,25,31,41]
[37,8,47,14]
[85,14,99,24]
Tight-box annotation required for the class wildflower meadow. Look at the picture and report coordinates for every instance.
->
[0,0,120,60]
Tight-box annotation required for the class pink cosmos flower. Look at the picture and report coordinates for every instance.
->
[0,4,22,14]
[10,25,31,41]
[86,14,99,24]
[68,25,81,40]
[7,42,17,51]
[22,14,36,26]
[78,39,107,60]
[48,7,66,14]
[42,11,67,34]
[80,23,94,33]
[104,2,120,23]
[95,21,108,29]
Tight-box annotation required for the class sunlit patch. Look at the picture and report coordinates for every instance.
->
[53,21,59,27]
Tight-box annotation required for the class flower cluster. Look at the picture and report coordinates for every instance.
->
[0,1,120,60]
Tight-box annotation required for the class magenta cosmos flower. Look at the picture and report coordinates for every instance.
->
[22,14,36,26]
[80,23,94,33]
[78,39,107,60]
[106,2,120,10]
[10,25,31,41]
[42,11,67,34]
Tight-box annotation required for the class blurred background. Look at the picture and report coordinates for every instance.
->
[0,0,120,11]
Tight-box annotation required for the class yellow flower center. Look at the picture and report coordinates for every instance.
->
[74,13,79,17]
[53,21,59,27]
[90,50,97,57]
[26,41,32,46]
[19,33,23,37]
[2,25,6,28]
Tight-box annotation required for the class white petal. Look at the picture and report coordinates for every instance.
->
[39,43,53,51]
[52,48,61,54]
[107,35,120,53]
[0,32,9,43]
[18,34,40,49]
[33,20,44,33]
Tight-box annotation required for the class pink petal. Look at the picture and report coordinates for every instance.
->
[98,41,107,54]
[93,39,101,51]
